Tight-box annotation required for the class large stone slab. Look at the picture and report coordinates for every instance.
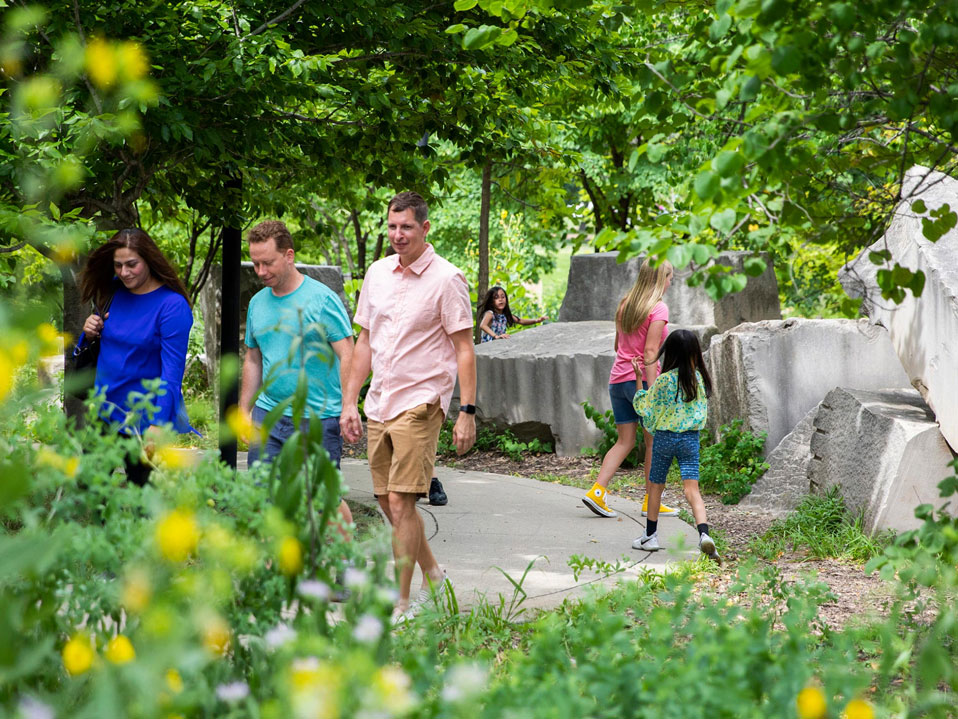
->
[839,165,958,453]
[199,263,350,386]
[704,318,911,457]
[558,251,781,331]
[738,406,817,515]
[475,321,717,456]
[808,387,956,534]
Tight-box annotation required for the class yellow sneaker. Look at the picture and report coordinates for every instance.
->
[642,494,678,517]
[582,483,617,518]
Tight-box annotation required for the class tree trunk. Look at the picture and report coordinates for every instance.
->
[219,177,243,469]
[62,259,87,421]
[475,162,492,344]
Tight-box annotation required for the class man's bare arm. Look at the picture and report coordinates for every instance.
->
[240,347,263,414]
[340,328,371,443]
[449,328,476,455]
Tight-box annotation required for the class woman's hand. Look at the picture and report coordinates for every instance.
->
[82,312,107,338]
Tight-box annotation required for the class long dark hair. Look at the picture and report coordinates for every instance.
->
[658,329,712,402]
[79,228,190,309]
[479,286,516,326]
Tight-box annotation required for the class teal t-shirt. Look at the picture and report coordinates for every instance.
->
[245,276,352,419]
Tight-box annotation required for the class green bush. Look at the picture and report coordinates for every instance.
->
[699,420,769,504]
[749,487,892,562]
[437,421,552,460]
[581,400,643,468]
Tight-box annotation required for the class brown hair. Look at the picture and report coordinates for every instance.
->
[387,191,428,225]
[246,220,294,251]
[79,228,190,309]
[617,258,673,334]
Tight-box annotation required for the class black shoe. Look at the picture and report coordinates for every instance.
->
[429,477,447,506]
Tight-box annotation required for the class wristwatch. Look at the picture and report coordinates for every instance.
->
[459,404,477,415]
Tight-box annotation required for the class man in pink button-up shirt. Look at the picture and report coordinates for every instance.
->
[342,191,477,622]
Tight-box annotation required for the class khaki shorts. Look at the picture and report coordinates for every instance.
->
[367,403,445,496]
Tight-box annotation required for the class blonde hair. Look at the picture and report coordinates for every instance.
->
[617,258,673,333]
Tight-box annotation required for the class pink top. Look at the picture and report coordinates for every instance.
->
[608,301,669,384]
[354,244,473,422]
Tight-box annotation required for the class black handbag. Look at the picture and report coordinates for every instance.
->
[66,293,115,400]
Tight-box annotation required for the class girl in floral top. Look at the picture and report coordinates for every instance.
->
[631,329,721,562]
[478,286,546,342]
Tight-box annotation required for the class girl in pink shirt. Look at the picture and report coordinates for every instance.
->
[583,259,676,519]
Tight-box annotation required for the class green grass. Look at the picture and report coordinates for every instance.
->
[748,487,893,562]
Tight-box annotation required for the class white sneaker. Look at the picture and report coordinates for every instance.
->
[413,572,452,608]
[632,532,661,551]
[699,533,721,564]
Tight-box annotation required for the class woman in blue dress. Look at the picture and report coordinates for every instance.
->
[77,228,194,485]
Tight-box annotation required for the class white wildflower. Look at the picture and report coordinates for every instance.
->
[441,663,487,703]
[18,697,54,719]
[265,623,297,649]
[297,580,331,601]
[352,614,383,643]
[215,681,250,702]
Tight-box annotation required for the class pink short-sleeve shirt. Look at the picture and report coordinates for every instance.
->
[354,244,473,422]
[609,301,669,384]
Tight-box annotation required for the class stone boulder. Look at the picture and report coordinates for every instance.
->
[839,165,958,453]
[474,321,717,456]
[809,387,956,534]
[558,251,781,332]
[199,263,350,387]
[738,406,817,515]
[704,318,911,456]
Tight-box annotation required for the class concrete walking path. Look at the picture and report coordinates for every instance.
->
[340,459,702,612]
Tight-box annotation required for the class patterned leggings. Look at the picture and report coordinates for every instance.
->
[649,430,700,484]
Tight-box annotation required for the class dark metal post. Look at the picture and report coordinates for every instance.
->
[219,223,241,468]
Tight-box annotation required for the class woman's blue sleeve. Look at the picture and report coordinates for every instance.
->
[156,296,195,433]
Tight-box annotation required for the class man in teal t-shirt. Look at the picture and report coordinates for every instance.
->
[240,220,355,531]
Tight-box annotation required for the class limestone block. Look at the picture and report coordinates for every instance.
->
[738,406,817,515]
[199,263,350,386]
[704,318,910,457]
[809,387,956,534]
[839,165,958,453]
[558,251,781,331]
[475,321,717,456]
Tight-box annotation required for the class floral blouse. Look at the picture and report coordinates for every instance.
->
[633,369,708,433]
[481,312,508,342]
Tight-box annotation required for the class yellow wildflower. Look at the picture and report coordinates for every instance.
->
[121,568,152,613]
[85,37,117,89]
[373,666,414,712]
[154,445,200,470]
[289,657,342,719]
[202,615,231,657]
[62,633,96,676]
[155,508,200,562]
[10,341,28,365]
[37,323,60,354]
[748,223,759,232]
[0,350,12,402]
[225,405,254,443]
[278,536,304,576]
[105,635,136,664]
[118,41,149,80]
[797,686,828,719]
[166,668,184,694]
[843,698,875,719]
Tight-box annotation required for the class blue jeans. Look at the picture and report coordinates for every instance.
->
[248,405,342,469]
[649,430,700,484]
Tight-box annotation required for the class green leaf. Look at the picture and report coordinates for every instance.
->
[48,202,60,220]
[710,14,732,41]
[463,25,503,50]
[445,24,467,34]
[710,208,737,234]
[911,199,927,213]
[454,0,478,9]
[666,243,694,268]
[868,249,892,264]
[691,244,715,264]
[771,45,800,75]
[743,256,767,276]
[627,149,639,172]
[714,150,744,177]
[694,171,720,200]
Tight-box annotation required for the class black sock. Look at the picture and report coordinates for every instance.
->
[697,523,709,536]
[646,520,658,536]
